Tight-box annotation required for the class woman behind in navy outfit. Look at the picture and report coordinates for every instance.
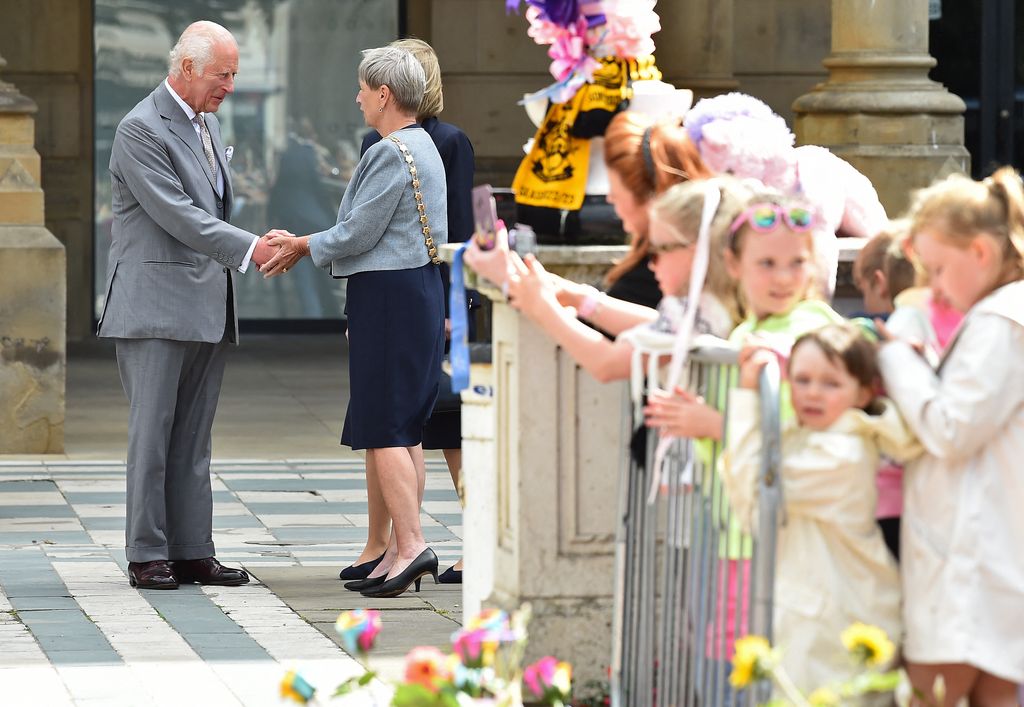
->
[261,46,446,598]
[353,38,475,585]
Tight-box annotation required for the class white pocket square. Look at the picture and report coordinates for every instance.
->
[225,146,234,163]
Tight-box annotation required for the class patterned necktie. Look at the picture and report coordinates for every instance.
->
[194,113,218,181]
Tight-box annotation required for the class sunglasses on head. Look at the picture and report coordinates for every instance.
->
[729,203,816,236]
[649,240,692,264]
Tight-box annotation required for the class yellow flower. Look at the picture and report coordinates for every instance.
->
[730,635,773,688]
[809,687,840,706]
[840,623,895,667]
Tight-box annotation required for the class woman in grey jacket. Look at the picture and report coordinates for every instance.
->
[262,46,447,598]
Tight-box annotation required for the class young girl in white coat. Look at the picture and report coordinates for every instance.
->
[878,167,1024,707]
[724,323,920,693]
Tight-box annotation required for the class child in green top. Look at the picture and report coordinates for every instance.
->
[643,190,844,671]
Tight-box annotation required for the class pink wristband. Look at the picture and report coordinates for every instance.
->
[577,289,601,319]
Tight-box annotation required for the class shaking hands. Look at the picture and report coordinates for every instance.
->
[250,229,312,277]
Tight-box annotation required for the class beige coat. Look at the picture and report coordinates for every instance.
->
[724,390,921,692]
[878,280,1024,683]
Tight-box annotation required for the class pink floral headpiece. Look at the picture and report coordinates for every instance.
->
[508,0,661,104]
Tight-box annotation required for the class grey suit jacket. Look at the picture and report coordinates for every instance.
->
[97,83,255,343]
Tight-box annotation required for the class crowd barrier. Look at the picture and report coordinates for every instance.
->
[610,344,783,707]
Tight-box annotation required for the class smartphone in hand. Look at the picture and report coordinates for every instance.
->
[472,185,499,250]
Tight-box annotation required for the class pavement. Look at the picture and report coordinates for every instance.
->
[0,336,464,706]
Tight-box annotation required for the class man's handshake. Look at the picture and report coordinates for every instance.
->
[252,229,294,269]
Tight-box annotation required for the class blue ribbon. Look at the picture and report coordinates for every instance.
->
[449,243,471,393]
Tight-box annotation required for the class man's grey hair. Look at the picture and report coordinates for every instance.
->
[358,47,425,115]
[168,21,235,78]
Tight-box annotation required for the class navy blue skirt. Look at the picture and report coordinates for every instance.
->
[341,264,445,450]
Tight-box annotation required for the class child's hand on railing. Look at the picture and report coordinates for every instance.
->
[643,386,724,440]
[738,345,777,390]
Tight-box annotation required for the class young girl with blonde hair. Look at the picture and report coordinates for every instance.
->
[878,167,1024,707]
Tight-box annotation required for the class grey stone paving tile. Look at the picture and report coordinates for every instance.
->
[41,650,120,665]
[140,586,273,663]
[14,609,81,626]
[427,513,463,526]
[0,532,94,545]
[244,502,366,515]
[268,527,372,542]
[221,478,368,492]
[35,634,117,651]
[190,645,275,662]
[0,505,77,519]
[9,596,80,611]
[62,491,236,504]
[0,480,59,492]
[422,527,457,542]
[422,489,460,502]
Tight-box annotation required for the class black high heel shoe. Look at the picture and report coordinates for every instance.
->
[360,548,438,598]
[437,565,462,584]
[338,552,386,581]
[344,575,386,592]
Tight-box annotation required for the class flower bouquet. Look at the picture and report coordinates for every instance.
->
[280,605,573,706]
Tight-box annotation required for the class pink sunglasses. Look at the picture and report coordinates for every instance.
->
[729,203,816,236]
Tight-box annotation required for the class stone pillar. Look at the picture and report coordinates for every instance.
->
[452,245,629,690]
[655,0,739,99]
[0,53,66,453]
[792,0,969,216]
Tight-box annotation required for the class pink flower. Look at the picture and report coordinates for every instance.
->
[334,609,382,656]
[523,656,572,702]
[452,627,498,668]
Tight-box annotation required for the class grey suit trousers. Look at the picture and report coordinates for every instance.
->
[116,336,228,562]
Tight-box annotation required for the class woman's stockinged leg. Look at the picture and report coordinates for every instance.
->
[442,448,464,572]
[359,451,392,565]
[370,446,427,579]
[408,444,426,505]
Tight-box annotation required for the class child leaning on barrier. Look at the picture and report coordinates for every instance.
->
[643,190,846,438]
[875,167,1024,707]
[641,190,846,681]
[722,323,921,694]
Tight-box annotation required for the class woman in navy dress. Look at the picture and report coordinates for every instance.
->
[262,46,446,598]
[356,38,474,585]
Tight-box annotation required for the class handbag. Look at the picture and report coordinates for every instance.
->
[432,369,461,415]
[387,135,442,265]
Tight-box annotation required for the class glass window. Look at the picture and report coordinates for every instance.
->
[94,0,400,321]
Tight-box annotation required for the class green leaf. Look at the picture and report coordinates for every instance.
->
[358,670,378,686]
[391,683,445,707]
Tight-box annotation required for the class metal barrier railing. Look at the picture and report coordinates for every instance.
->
[611,344,783,707]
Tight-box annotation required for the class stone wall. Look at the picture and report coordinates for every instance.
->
[0,0,94,342]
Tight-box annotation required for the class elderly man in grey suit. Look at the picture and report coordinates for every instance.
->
[98,20,281,589]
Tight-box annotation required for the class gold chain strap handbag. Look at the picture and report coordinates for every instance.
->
[388,135,442,265]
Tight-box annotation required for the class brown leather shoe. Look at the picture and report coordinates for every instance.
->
[171,557,249,586]
[127,560,179,590]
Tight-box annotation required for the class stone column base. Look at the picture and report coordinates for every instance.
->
[0,227,66,453]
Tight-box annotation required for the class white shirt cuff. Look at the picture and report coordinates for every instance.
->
[238,237,258,273]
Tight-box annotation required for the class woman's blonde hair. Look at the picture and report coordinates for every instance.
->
[391,37,443,120]
[649,176,755,325]
[603,112,712,287]
[908,166,1024,287]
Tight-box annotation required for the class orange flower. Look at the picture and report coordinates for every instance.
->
[403,646,452,693]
